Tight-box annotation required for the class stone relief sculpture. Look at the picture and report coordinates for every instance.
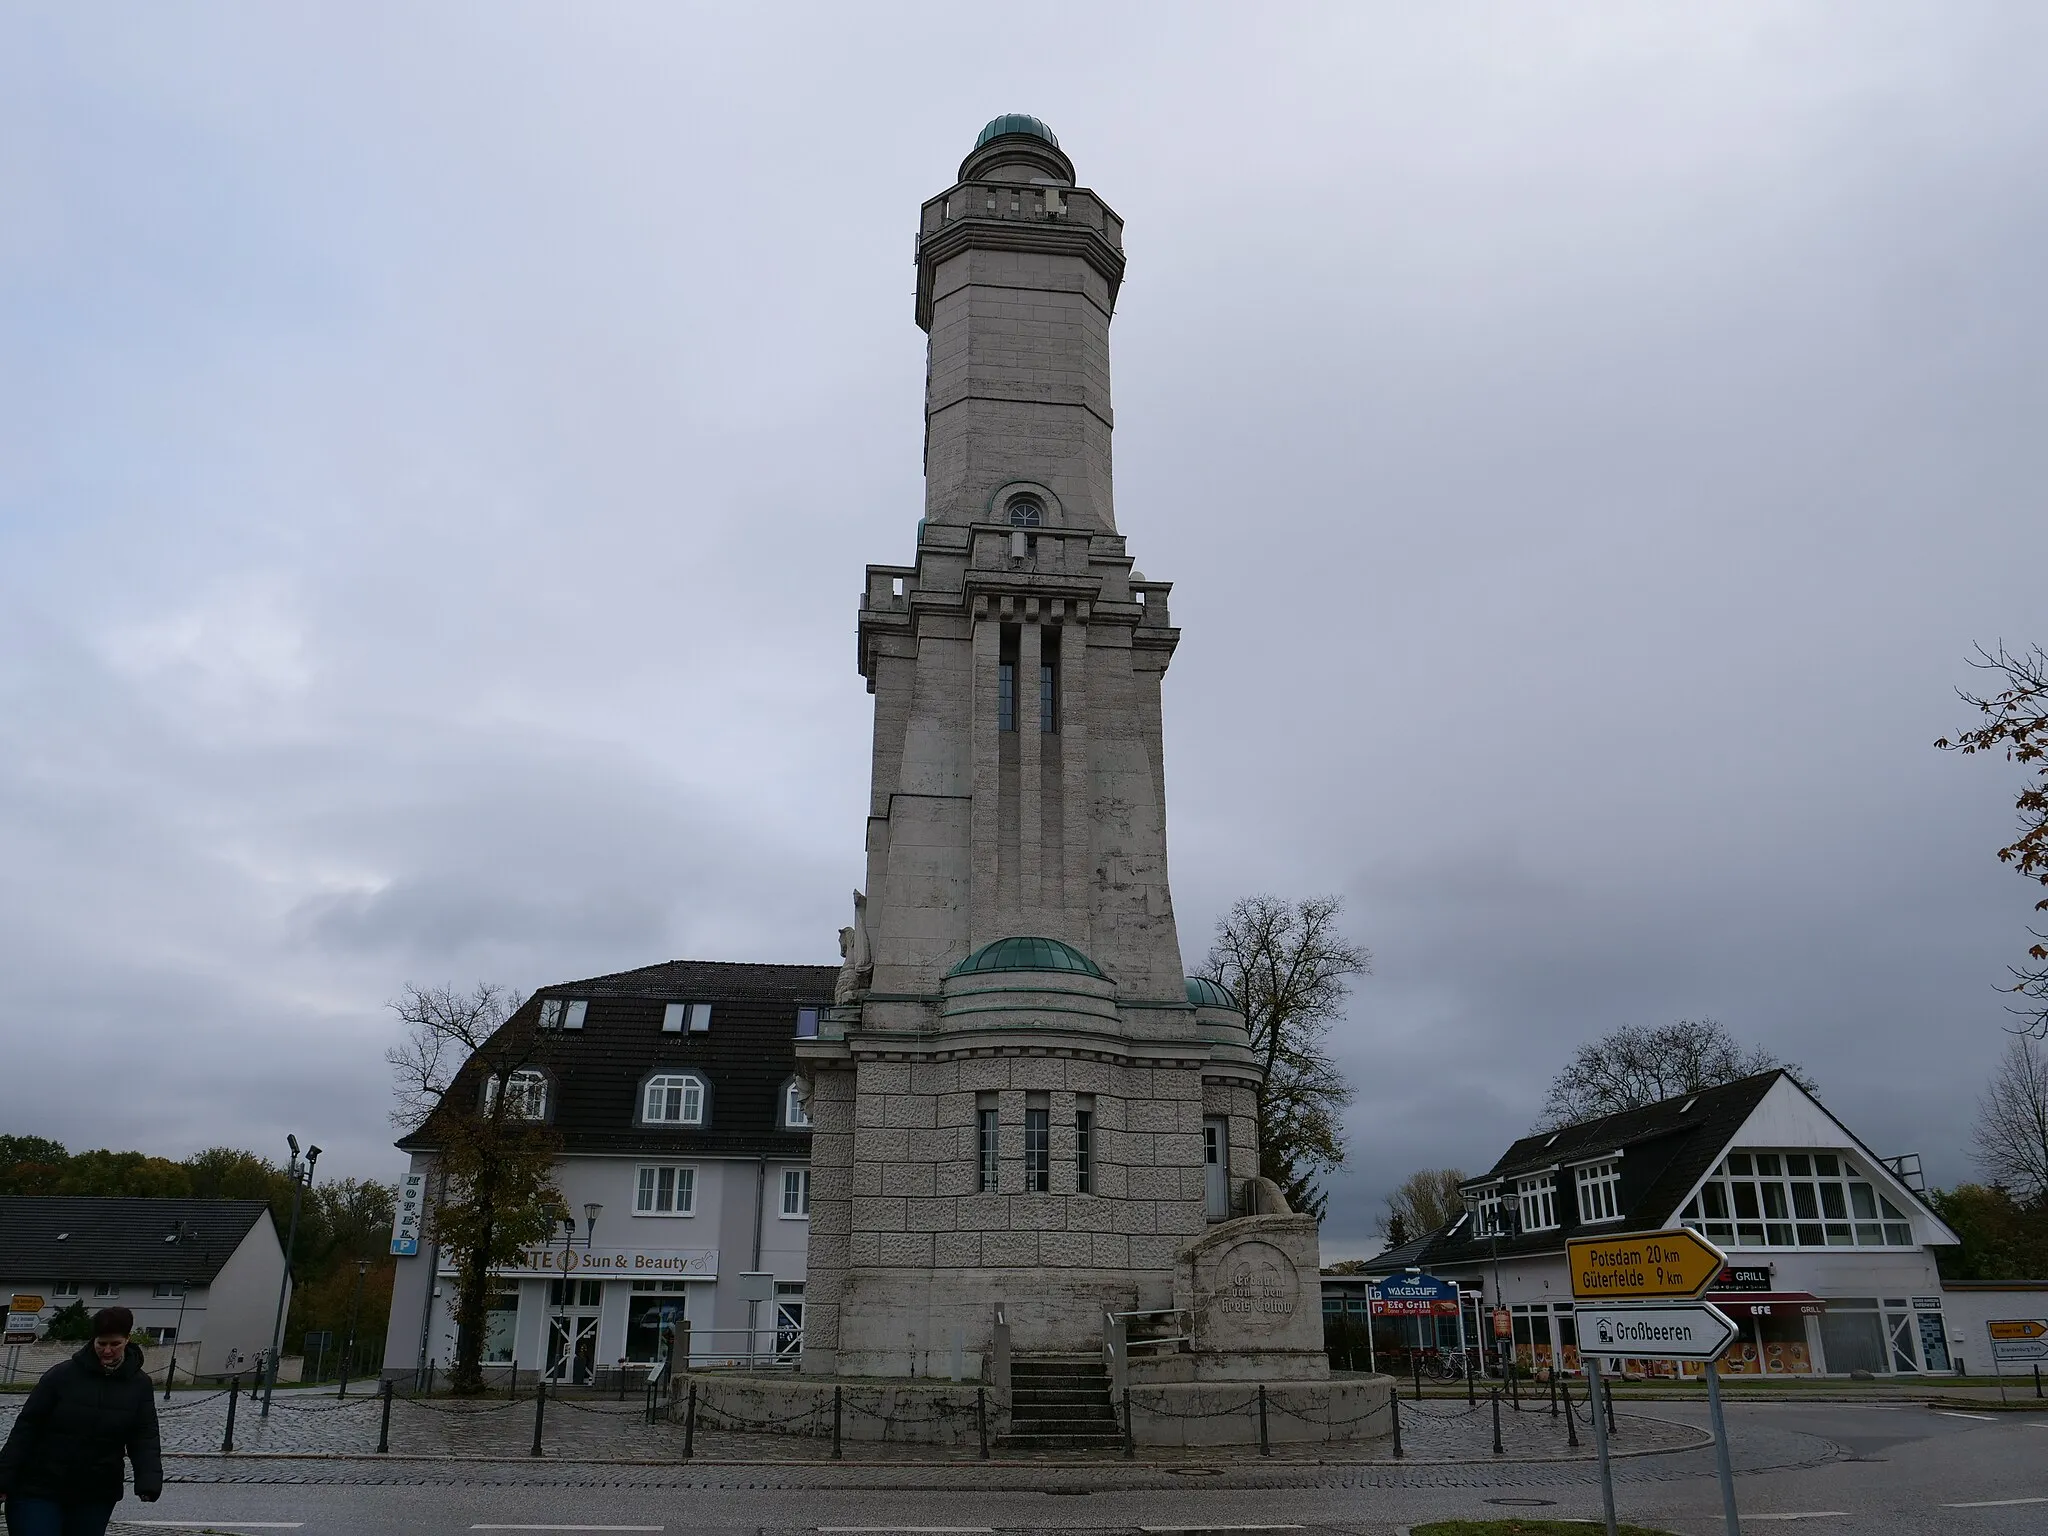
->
[833,889,874,1004]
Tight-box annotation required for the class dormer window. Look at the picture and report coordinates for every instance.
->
[484,1069,549,1120]
[643,1072,706,1126]
[538,999,586,1030]
[783,1079,812,1130]
[661,1002,712,1033]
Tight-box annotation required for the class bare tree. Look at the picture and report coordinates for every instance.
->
[387,982,564,1395]
[1938,643,2048,1036]
[1202,895,1370,1220]
[1974,1037,2048,1205]
[1379,1167,1467,1242]
[1538,1019,1815,1130]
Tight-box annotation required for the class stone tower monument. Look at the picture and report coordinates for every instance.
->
[797,117,1320,1381]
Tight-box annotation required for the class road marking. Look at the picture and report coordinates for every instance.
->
[1743,1516,1850,1522]
[471,1528,665,1532]
[1140,1530,1306,1534]
[1938,1410,1996,1421]
[1941,1497,2048,1508]
[115,1526,305,1531]
[817,1530,993,1534]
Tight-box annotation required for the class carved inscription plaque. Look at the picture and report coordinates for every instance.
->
[1202,1238,1300,1339]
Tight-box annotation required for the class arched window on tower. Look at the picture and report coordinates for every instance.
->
[1007,496,1043,527]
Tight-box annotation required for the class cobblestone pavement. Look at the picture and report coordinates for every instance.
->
[1,1384,1718,1482]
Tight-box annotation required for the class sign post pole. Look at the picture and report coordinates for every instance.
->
[1705,1356,1741,1536]
[1988,1321,2007,1406]
[1586,1354,1618,1536]
[1366,1285,1377,1375]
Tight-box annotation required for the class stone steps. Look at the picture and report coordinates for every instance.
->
[998,1356,1123,1451]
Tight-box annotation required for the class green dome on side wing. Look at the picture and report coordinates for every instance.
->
[948,935,1104,979]
[1185,975,1240,1010]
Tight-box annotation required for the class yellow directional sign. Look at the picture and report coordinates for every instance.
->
[1989,1319,2048,1341]
[1568,1228,1727,1301]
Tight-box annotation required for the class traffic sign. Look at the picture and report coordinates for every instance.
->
[1569,1227,1727,1301]
[11,1295,46,1313]
[1987,1318,2048,1362]
[1577,1301,1739,1362]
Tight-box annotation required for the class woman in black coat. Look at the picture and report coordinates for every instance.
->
[0,1307,163,1536]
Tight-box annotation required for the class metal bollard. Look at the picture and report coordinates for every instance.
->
[1389,1392,1402,1459]
[977,1385,988,1460]
[1564,1377,1580,1449]
[1258,1383,1270,1456]
[1549,1366,1559,1418]
[221,1373,241,1454]
[1491,1387,1505,1456]
[425,1360,435,1398]
[1466,1354,1476,1406]
[1412,1352,1422,1402]
[530,1375,546,1457]
[829,1383,840,1460]
[378,1378,393,1454]
[1122,1385,1135,1460]
[685,1380,698,1457]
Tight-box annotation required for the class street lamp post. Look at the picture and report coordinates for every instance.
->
[161,1222,203,1402]
[261,1135,320,1415]
[338,1257,371,1399]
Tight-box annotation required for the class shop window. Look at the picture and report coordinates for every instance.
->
[627,1283,689,1362]
[482,1290,519,1364]
[1574,1161,1621,1224]
[634,1164,697,1216]
[1679,1150,1916,1249]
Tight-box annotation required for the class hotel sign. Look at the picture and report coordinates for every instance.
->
[437,1246,719,1280]
[390,1173,428,1257]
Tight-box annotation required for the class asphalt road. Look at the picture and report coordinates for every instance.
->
[102,1399,2048,1535]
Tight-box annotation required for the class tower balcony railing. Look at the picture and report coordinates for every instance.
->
[920,181,1121,246]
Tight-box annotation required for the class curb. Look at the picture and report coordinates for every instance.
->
[157,1421,1714,1472]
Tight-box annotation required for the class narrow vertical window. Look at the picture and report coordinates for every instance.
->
[1075,1108,1093,1194]
[1025,1108,1050,1193]
[781,1169,810,1217]
[1039,662,1057,733]
[978,1107,999,1192]
[998,663,1016,732]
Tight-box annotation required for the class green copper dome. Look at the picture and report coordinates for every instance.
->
[1186,975,1241,1010]
[948,935,1104,979]
[975,114,1059,150]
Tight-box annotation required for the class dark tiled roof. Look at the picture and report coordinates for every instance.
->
[398,959,838,1160]
[0,1198,272,1285]
[1350,1223,1452,1275]
[1415,1071,1787,1269]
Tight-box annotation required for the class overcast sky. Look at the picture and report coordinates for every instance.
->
[3,4,2042,1259]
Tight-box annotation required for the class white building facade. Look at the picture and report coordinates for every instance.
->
[381,960,833,1384]
[1367,1071,1962,1378]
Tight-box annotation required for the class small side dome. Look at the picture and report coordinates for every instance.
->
[1186,975,1240,1010]
[975,113,1059,150]
[949,935,1105,979]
